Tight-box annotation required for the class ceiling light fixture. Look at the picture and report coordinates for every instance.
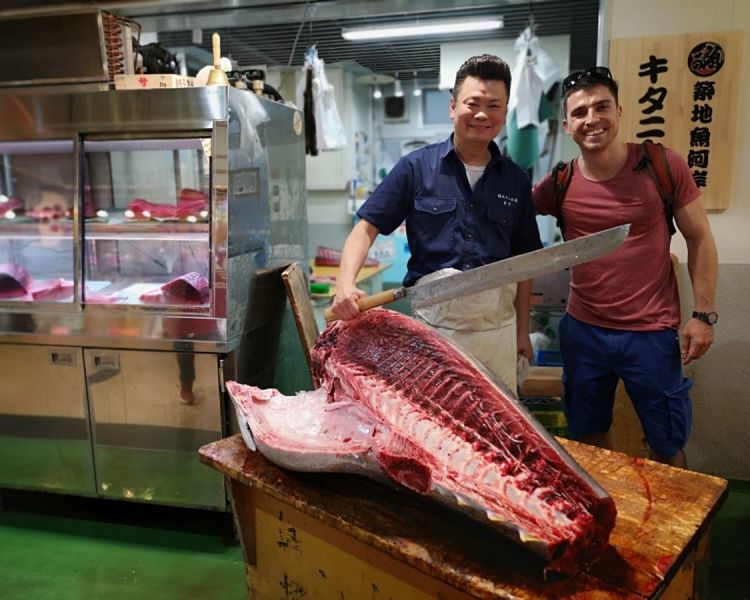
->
[373,84,383,100]
[393,75,404,98]
[342,17,503,41]
[412,71,422,97]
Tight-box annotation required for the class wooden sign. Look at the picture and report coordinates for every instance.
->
[610,31,743,211]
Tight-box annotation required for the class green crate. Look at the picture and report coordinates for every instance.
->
[521,397,568,438]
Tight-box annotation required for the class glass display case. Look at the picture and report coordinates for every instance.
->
[0,86,307,508]
[82,138,211,310]
[0,140,75,304]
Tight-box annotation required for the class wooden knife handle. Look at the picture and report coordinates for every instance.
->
[323,289,400,322]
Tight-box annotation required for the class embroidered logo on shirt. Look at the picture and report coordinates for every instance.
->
[497,193,518,206]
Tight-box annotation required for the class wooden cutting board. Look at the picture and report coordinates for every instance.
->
[200,434,727,599]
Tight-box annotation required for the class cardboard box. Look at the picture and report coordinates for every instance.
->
[114,74,196,90]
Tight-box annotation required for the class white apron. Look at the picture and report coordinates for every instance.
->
[412,268,518,391]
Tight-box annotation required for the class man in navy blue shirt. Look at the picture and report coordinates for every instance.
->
[330,54,542,390]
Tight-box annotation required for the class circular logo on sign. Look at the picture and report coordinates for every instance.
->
[687,41,725,77]
[292,111,302,136]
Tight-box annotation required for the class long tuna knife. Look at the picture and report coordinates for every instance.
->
[324,223,630,322]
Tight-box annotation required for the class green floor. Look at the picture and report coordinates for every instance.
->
[0,481,748,599]
[709,479,750,599]
[0,491,246,600]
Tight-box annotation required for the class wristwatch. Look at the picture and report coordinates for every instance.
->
[692,311,718,325]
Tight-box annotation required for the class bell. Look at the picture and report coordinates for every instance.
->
[207,32,228,86]
[207,67,229,86]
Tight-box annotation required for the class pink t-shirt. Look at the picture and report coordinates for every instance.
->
[533,143,700,330]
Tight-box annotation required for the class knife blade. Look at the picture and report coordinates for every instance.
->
[324,223,630,322]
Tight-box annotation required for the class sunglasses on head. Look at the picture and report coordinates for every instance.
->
[562,66,613,93]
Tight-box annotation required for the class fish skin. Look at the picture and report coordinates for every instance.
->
[227,383,435,493]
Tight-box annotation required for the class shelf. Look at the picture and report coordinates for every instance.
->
[0,218,209,240]
[84,227,208,242]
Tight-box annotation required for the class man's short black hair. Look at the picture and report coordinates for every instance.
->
[452,54,511,100]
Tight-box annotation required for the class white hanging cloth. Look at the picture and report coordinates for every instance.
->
[506,27,563,169]
[508,27,562,129]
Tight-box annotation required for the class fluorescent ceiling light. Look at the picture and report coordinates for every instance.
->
[342,17,503,41]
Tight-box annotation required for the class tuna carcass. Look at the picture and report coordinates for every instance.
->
[227,309,616,575]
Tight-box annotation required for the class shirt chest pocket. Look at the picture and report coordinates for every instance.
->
[415,196,458,216]
[487,203,518,228]
[412,196,459,256]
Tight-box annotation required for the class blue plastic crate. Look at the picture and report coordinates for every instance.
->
[535,349,563,367]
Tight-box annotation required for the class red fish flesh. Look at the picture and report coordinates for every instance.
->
[0,263,32,298]
[314,246,379,267]
[30,278,74,301]
[160,272,210,304]
[126,189,207,220]
[0,196,23,215]
[227,309,616,575]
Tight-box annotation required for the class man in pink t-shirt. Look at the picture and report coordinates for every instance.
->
[533,67,718,468]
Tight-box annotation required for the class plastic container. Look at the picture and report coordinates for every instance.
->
[521,397,568,437]
[535,349,563,367]
[309,282,331,295]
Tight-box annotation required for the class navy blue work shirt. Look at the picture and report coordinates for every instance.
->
[357,135,542,286]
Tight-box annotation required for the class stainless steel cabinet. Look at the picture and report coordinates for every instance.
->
[85,348,225,508]
[0,344,95,495]
[0,86,307,507]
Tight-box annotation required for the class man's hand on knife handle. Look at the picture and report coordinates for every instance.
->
[325,287,404,322]
[328,284,366,321]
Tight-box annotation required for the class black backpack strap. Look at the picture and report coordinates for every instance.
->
[638,140,677,236]
[551,159,575,240]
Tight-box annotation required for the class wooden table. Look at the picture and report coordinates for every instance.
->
[309,261,391,298]
[521,366,565,397]
[200,434,727,599]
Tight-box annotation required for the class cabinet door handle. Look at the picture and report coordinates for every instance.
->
[50,350,77,366]
[93,352,120,370]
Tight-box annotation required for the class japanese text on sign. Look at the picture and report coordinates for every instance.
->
[636,55,669,139]
[635,41,725,189]
[685,41,726,189]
